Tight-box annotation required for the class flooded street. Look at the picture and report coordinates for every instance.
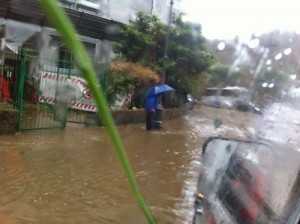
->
[0,106,257,224]
[1,1,299,223]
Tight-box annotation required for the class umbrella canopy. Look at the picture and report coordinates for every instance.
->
[145,84,175,97]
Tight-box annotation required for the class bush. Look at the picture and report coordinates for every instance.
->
[108,61,160,106]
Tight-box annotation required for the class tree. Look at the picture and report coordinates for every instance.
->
[254,69,286,104]
[165,14,216,103]
[108,61,160,107]
[208,63,242,87]
[113,12,159,66]
[113,12,215,106]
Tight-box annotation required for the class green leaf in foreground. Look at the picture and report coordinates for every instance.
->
[37,1,156,223]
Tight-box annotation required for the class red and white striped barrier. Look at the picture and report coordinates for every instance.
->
[39,71,97,112]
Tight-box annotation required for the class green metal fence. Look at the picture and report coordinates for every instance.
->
[15,49,66,130]
[12,48,108,131]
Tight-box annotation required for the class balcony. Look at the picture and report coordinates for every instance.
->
[60,0,101,16]
[0,0,122,41]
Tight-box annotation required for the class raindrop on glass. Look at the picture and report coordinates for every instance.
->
[248,38,260,49]
[268,83,275,88]
[283,48,292,55]
[217,41,226,51]
[275,53,282,60]
[266,59,272,65]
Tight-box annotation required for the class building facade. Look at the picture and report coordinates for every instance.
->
[0,0,181,106]
[0,0,181,75]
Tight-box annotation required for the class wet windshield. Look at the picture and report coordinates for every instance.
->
[197,138,300,223]
[0,0,300,224]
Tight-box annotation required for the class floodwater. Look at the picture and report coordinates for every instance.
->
[0,106,257,224]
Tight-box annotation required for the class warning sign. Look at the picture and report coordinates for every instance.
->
[39,71,97,112]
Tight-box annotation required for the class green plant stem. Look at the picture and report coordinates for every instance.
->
[37,1,156,223]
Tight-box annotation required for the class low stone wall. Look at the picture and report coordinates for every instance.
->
[0,109,18,134]
[111,107,188,125]
[0,107,187,134]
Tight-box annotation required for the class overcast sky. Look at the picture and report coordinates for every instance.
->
[181,0,300,40]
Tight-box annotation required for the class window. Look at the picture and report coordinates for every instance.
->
[58,47,73,69]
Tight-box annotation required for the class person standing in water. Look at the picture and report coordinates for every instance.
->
[145,95,158,131]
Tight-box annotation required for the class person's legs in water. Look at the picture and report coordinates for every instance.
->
[146,110,155,131]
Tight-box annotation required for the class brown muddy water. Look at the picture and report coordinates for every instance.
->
[0,106,257,224]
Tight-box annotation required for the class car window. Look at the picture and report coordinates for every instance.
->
[217,153,269,224]
[197,138,300,224]
[216,144,300,224]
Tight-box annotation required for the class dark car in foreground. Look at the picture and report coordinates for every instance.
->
[193,137,300,224]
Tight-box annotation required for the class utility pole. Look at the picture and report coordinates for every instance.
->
[161,0,174,84]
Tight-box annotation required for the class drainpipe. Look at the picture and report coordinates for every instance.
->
[154,0,174,128]
[160,0,174,84]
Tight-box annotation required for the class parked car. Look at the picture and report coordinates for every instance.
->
[200,96,233,108]
[193,137,300,224]
[233,99,262,114]
[200,87,262,114]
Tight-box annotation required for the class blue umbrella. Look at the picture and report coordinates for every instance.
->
[145,84,175,97]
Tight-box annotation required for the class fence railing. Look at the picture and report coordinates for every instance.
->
[0,48,108,131]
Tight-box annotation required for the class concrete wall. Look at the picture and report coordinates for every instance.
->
[0,109,18,134]
[86,107,188,126]
[111,107,188,125]
[0,107,187,134]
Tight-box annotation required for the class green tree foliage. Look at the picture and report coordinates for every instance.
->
[208,63,242,87]
[255,69,286,101]
[113,12,160,66]
[113,12,215,104]
[166,15,216,101]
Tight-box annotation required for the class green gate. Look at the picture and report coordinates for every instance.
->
[15,48,67,131]
[14,48,108,131]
